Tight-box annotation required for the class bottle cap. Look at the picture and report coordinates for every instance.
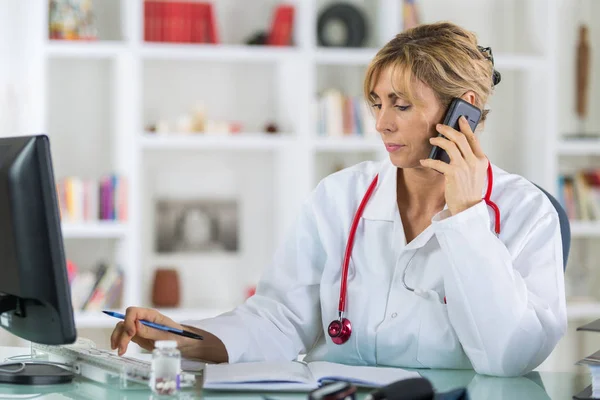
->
[155,340,178,349]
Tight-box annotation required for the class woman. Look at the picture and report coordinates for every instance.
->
[111,21,566,377]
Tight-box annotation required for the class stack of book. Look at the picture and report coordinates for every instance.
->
[558,170,600,221]
[143,0,218,44]
[56,175,128,223]
[316,89,378,139]
[574,319,600,399]
[69,262,123,312]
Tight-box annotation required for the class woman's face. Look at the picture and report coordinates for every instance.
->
[370,66,446,169]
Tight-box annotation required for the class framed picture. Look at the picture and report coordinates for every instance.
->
[154,198,239,254]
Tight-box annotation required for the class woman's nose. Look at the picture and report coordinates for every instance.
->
[375,108,396,134]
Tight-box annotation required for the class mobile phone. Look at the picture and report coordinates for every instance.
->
[308,381,357,400]
[428,98,482,164]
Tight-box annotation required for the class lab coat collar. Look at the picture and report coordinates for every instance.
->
[361,158,493,221]
[361,159,397,222]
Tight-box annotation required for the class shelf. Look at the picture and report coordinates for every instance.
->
[140,133,293,151]
[152,253,240,265]
[557,139,600,155]
[314,48,379,65]
[491,54,546,70]
[157,307,229,322]
[311,137,382,152]
[570,221,600,237]
[74,308,230,329]
[62,222,128,239]
[567,300,600,320]
[313,49,545,70]
[140,43,300,62]
[45,40,126,59]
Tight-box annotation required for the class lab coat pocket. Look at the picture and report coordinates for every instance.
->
[416,300,472,369]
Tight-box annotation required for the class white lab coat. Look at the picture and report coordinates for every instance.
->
[184,158,567,377]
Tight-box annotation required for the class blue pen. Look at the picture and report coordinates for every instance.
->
[103,311,204,341]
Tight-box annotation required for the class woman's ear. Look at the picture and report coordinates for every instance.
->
[460,91,477,106]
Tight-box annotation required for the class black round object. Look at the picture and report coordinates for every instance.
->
[0,363,74,385]
[317,3,367,47]
[492,69,502,86]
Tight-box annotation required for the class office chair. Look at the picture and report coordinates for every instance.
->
[532,183,570,271]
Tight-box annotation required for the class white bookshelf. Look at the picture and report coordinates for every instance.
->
[45,40,126,58]
[140,43,300,62]
[314,48,379,65]
[567,301,600,321]
[570,221,600,237]
[11,0,564,357]
[558,139,600,156]
[62,222,129,239]
[310,137,383,152]
[140,132,293,151]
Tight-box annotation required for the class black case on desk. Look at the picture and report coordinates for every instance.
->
[574,385,596,400]
[578,319,600,333]
[573,319,600,399]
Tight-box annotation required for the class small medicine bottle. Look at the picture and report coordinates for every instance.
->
[150,340,181,396]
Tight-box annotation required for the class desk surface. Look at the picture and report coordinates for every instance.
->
[0,346,590,399]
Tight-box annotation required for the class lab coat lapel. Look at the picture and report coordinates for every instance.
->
[361,159,397,222]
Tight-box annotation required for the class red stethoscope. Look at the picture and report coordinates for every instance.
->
[327,161,501,345]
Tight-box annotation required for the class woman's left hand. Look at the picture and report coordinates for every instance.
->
[419,116,488,216]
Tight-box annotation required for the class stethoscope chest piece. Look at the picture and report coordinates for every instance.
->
[327,317,352,345]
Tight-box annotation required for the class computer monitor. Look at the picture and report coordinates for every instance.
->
[0,134,76,384]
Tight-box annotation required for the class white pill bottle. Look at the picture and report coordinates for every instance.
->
[150,340,181,396]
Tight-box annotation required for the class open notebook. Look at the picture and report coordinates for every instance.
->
[202,360,421,391]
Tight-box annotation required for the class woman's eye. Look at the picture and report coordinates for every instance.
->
[371,104,382,110]
[395,105,411,111]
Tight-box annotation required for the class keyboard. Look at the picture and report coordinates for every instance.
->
[31,338,197,389]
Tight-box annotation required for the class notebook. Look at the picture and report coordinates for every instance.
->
[202,360,421,391]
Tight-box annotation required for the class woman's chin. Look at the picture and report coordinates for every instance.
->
[388,154,422,169]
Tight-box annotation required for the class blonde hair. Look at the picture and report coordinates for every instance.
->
[364,21,496,123]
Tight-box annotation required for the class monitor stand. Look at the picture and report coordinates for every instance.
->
[0,362,74,385]
[0,342,74,385]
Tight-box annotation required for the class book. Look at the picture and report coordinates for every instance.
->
[202,360,420,392]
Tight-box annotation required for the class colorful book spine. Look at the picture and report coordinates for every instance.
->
[317,90,378,138]
[56,175,128,223]
[558,169,600,221]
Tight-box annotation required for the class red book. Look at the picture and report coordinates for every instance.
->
[205,3,219,44]
[190,3,206,43]
[155,1,165,42]
[163,2,174,42]
[144,1,151,41]
[170,2,185,43]
[268,5,294,46]
[181,2,192,43]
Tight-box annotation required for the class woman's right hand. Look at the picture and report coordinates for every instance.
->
[110,307,188,356]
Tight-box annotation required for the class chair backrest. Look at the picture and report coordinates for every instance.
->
[532,183,570,271]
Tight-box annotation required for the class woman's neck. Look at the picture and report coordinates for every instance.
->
[396,167,446,212]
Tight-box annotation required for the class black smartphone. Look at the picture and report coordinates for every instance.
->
[428,98,482,164]
[308,381,357,400]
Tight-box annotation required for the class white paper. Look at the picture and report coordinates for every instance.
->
[202,361,316,391]
[202,360,420,391]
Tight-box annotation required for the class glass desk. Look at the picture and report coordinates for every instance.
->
[0,347,591,399]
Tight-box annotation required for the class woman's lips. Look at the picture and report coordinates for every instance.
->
[385,143,405,152]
